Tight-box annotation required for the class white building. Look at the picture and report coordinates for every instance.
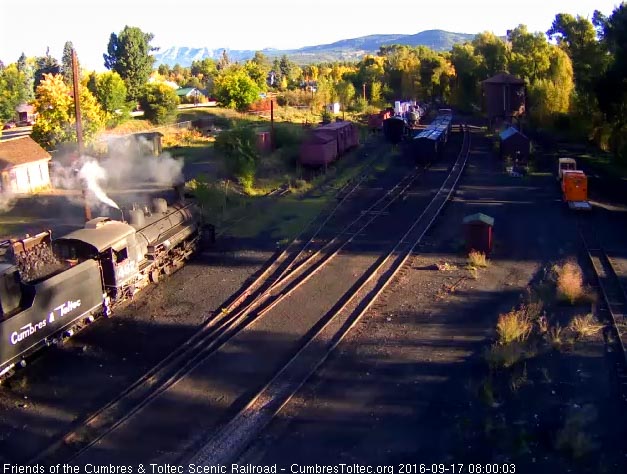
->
[0,136,51,194]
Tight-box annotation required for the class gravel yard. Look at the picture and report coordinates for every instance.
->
[237,128,627,473]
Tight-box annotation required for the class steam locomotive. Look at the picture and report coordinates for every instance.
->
[0,192,209,379]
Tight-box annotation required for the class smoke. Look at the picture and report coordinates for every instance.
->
[50,134,185,214]
[0,193,17,213]
[78,161,119,210]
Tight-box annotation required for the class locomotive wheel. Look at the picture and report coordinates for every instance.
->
[150,269,160,283]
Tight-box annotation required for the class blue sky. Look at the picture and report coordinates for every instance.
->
[0,0,621,71]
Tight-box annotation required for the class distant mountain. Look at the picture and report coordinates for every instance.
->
[153,29,475,67]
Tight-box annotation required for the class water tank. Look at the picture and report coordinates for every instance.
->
[152,198,168,214]
[129,209,145,227]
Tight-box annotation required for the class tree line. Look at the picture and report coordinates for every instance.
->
[0,4,624,158]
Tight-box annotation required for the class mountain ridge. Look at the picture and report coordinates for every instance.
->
[154,29,475,67]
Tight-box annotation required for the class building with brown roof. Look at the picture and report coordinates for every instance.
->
[0,136,51,194]
[482,72,526,130]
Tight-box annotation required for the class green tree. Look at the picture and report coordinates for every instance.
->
[61,41,76,85]
[214,67,261,111]
[214,127,258,190]
[450,43,483,109]
[472,32,508,77]
[34,48,60,90]
[32,73,104,149]
[596,3,627,158]
[370,80,382,105]
[217,50,230,71]
[335,80,356,109]
[104,26,157,101]
[244,60,268,90]
[528,46,574,126]
[88,71,128,125]
[507,25,551,83]
[0,63,30,121]
[138,83,179,124]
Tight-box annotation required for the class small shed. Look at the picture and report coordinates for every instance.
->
[15,103,36,124]
[0,136,52,194]
[463,213,494,254]
[133,132,164,156]
[326,103,341,114]
[499,127,530,164]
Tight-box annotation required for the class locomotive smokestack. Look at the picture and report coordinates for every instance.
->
[173,181,185,203]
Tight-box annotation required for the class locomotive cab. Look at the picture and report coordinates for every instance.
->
[0,264,23,319]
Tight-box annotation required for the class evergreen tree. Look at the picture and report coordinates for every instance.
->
[61,41,75,84]
[104,26,157,101]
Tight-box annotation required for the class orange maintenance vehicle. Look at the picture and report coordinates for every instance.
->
[562,170,592,211]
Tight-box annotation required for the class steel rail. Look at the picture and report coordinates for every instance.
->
[188,125,471,465]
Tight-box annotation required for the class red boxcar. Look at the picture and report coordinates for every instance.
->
[299,121,359,167]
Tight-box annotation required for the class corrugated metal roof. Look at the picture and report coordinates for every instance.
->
[463,213,494,226]
[499,126,528,141]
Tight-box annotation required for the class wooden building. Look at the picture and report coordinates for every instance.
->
[0,136,51,194]
[482,73,526,130]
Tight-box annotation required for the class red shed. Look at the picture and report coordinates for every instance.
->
[463,213,494,254]
[482,73,526,130]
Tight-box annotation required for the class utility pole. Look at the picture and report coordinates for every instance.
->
[270,100,275,151]
[363,83,366,101]
[72,48,91,222]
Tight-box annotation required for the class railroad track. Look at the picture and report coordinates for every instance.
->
[579,223,627,401]
[55,127,468,464]
[30,138,435,464]
[188,125,471,465]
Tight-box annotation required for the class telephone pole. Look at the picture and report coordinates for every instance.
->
[72,48,91,222]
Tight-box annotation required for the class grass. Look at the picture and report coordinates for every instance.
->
[546,324,566,350]
[555,405,598,459]
[496,309,532,345]
[568,314,603,339]
[485,341,527,370]
[468,250,488,268]
[553,260,585,304]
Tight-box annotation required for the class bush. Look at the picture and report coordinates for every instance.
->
[273,124,304,149]
[554,260,584,304]
[139,83,180,125]
[214,127,258,191]
[277,90,314,107]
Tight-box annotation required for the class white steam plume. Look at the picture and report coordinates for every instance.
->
[78,161,120,210]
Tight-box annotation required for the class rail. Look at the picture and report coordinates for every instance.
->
[189,125,471,464]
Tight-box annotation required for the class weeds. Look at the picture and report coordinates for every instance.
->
[569,314,603,339]
[468,250,488,268]
[554,260,585,304]
[485,342,526,370]
[496,309,532,345]
[479,377,495,406]
[555,405,598,459]
[509,364,528,392]
[547,324,564,349]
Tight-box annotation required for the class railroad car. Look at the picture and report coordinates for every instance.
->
[299,121,359,167]
[405,111,453,163]
[383,116,408,144]
[561,170,592,211]
[0,194,208,379]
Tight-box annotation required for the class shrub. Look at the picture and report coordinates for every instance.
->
[214,127,259,191]
[554,260,584,304]
[468,250,488,268]
[273,124,304,149]
[496,309,532,345]
[138,83,180,125]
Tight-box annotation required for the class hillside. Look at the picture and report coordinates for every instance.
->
[153,29,475,67]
